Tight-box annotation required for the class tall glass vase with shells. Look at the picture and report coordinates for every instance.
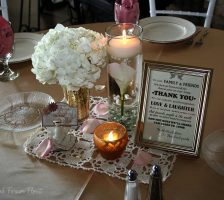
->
[106,23,143,130]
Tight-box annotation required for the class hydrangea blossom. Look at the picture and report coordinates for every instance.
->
[31,24,107,91]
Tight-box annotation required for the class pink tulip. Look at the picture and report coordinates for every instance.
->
[80,118,104,134]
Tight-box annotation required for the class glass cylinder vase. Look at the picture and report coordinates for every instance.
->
[106,23,143,130]
[64,87,90,122]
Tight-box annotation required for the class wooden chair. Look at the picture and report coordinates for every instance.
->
[149,0,216,28]
[19,0,41,32]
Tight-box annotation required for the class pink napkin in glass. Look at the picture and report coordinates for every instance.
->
[114,0,140,24]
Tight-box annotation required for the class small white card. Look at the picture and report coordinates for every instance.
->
[42,102,78,127]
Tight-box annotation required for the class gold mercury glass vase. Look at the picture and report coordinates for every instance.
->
[64,87,90,121]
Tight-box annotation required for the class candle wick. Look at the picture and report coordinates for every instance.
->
[122,30,127,41]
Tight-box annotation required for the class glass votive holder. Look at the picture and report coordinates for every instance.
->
[93,122,128,160]
[105,23,143,130]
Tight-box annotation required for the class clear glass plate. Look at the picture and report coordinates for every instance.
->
[201,130,224,176]
[0,92,54,132]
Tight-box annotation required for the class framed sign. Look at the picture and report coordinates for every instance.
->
[135,61,212,156]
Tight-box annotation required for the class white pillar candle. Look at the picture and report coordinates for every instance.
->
[107,31,141,58]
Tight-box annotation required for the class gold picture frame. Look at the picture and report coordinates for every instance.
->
[135,61,212,156]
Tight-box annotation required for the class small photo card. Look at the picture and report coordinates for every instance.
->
[42,102,78,127]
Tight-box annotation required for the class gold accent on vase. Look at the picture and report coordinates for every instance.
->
[65,88,90,121]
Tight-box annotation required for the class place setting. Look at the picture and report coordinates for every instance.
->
[139,16,209,46]
[10,32,43,63]
[0,16,43,83]
[139,16,197,43]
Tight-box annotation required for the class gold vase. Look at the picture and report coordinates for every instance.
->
[64,88,90,121]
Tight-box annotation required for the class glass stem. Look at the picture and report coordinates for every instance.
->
[2,54,12,73]
[2,58,9,70]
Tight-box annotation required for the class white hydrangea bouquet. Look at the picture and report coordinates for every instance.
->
[31,24,107,91]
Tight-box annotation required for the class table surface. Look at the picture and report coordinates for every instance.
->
[0,22,224,200]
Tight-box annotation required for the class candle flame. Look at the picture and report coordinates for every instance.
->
[107,131,117,141]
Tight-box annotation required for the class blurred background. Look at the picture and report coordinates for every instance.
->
[7,0,224,32]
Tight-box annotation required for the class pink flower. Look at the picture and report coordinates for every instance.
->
[133,150,152,166]
[93,102,109,116]
[79,118,104,134]
[33,138,54,158]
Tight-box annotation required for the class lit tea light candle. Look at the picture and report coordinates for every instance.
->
[104,131,119,142]
[94,122,128,160]
[107,30,141,58]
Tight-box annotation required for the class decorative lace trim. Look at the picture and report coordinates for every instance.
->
[24,96,176,184]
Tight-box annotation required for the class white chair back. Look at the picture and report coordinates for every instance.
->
[0,0,9,21]
[149,0,216,28]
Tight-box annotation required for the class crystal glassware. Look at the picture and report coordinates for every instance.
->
[0,16,19,81]
[114,0,140,24]
[201,130,224,176]
[0,49,19,81]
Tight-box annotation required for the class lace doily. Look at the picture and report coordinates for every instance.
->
[24,96,176,184]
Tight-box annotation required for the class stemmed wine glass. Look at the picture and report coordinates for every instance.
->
[0,48,19,81]
[0,16,19,81]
